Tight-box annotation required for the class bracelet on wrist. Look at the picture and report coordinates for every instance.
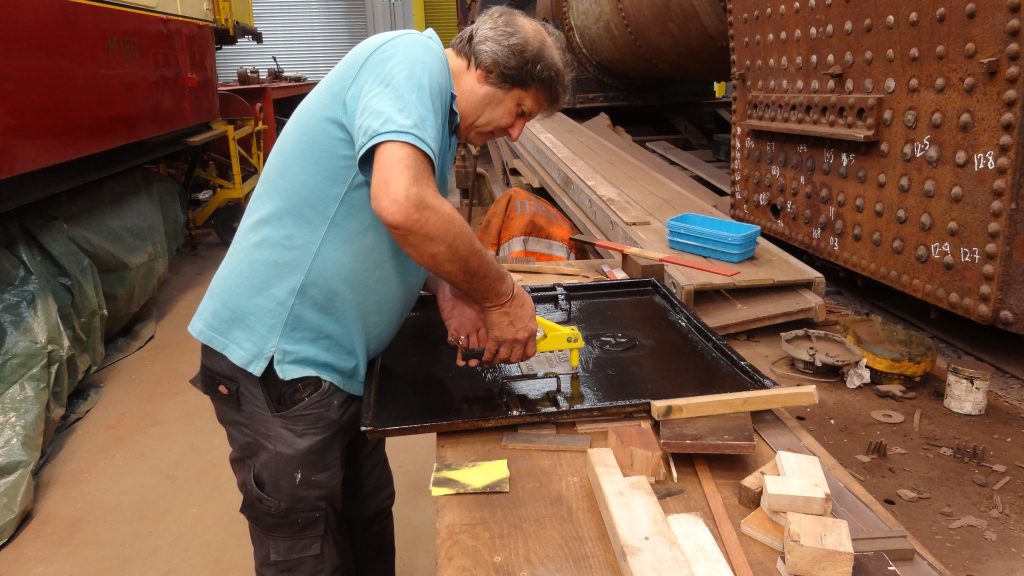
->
[484,279,517,310]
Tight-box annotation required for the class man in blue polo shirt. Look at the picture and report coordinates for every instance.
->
[189,6,572,575]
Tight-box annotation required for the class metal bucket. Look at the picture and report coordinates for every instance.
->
[943,360,993,416]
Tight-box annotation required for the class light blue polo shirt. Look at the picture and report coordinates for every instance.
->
[189,29,459,396]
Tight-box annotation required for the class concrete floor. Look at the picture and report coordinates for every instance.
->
[0,232,437,575]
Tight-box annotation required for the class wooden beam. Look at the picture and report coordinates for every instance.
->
[651,387,819,421]
[575,417,651,433]
[693,455,755,576]
[783,513,854,576]
[585,449,693,576]
[646,141,732,194]
[608,425,667,481]
[500,432,591,452]
[667,513,735,576]
[776,451,831,497]
[851,531,916,561]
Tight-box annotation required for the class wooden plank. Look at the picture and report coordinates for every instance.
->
[651,387,819,421]
[501,432,591,452]
[852,534,916,561]
[739,459,779,508]
[693,287,827,336]
[647,141,732,193]
[784,513,854,576]
[761,475,830,516]
[574,417,651,433]
[572,234,740,277]
[502,263,599,277]
[693,455,755,576]
[740,507,785,552]
[659,413,756,454]
[608,425,667,481]
[667,513,736,576]
[586,448,693,576]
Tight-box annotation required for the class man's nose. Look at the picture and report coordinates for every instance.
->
[506,119,526,142]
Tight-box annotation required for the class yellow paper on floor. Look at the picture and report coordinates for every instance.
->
[430,459,510,496]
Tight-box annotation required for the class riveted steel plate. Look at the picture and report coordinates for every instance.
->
[728,1,1024,333]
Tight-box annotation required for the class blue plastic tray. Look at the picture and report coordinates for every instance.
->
[668,236,757,263]
[668,230,758,253]
[666,213,761,244]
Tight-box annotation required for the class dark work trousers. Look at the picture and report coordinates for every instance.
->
[193,345,396,576]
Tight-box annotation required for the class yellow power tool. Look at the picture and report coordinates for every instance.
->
[461,316,584,374]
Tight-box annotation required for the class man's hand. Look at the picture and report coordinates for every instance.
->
[481,284,537,365]
[434,280,487,367]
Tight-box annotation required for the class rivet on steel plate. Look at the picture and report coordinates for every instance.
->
[823,161,832,175]
[781,31,788,43]
[820,185,831,202]
[864,18,873,32]
[943,255,955,270]
[993,179,1008,196]
[1009,42,1022,61]
[898,175,911,192]
[947,221,960,236]
[890,270,899,282]
[966,4,977,19]
[936,45,947,60]
[965,43,978,58]
[916,245,929,263]
[950,185,964,202]
[872,231,882,246]
[810,27,818,40]
[977,305,992,321]
[936,7,947,22]
[855,197,865,212]
[826,24,834,37]
[902,143,914,160]
[853,224,863,240]
[896,208,908,223]
[923,179,936,197]
[904,110,918,128]
[880,142,890,157]
[886,15,895,29]
[910,47,920,61]
[980,284,992,300]
[931,112,944,127]
[949,293,961,306]
[857,168,867,183]
[986,243,1000,259]
[885,78,897,93]
[1000,112,1015,128]
[983,264,996,280]
[955,150,969,166]
[909,78,920,92]
[883,109,894,125]
[920,212,933,230]
[1004,89,1019,104]
[936,288,947,300]
[1008,19,1022,36]
[1008,65,1021,82]
[925,146,940,165]
[818,214,828,228]
[964,77,978,92]
[797,80,806,92]
[835,220,845,234]
[811,79,820,92]
[991,200,1005,216]
[997,156,1011,173]
[988,222,1002,238]
[768,34,775,46]
[875,201,885,216]
[877,173,887,187]
[811,54,819,67]
[795,29,803,41]
[1010,0,1021,13]
[909,12,919,26]
[959,112,974,130]
[844,51,854,67]
[886,48,896,62]
[845,79,855,93]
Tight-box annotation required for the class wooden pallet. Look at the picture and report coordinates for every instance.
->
[503,113,825,334]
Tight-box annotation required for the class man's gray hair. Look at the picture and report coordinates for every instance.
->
[449,6,573,113]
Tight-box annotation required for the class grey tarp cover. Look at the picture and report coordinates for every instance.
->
[0,169,183,544]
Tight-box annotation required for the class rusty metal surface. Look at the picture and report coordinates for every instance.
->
[728,1,1024,333]
[361,280,774,436]
[548,0,730,85]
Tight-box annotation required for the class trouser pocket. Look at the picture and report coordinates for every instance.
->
[240,461,326,562]
[191,347,241,406]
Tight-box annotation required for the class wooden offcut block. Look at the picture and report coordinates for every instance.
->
[740,507,784,552]
[783,513,854,576]
[775,451,830,497]
[608,425,667,482]
[851,531,916,561]
[761,475,829,516]
[621,253,665,283]
[659,413,756,454]
[650,386,818,420]
[738,459,779,508]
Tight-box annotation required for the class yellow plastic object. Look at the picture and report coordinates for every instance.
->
[535,316,584,370]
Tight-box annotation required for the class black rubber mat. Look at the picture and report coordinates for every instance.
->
[361,279,775,436]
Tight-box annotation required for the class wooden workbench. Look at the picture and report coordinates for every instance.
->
[434,408,950,576]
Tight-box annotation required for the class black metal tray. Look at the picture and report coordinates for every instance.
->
[361,279,775,436]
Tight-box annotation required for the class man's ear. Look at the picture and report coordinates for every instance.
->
[474,65,495,85]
